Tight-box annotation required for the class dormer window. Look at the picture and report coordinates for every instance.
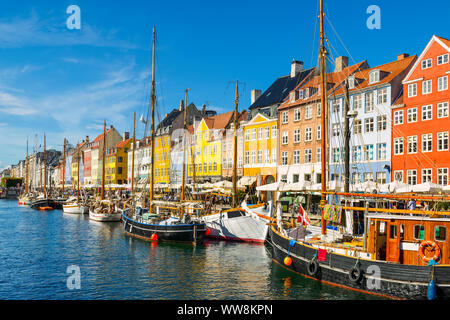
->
[348,76,355,89]
[421,58,432,69]
[304,88,309,99]
[369,70,380,84]
[298,90,304,99]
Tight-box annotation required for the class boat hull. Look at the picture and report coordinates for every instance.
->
[89,209,122,222]
[122,213,206,243]
[30,199,58,210]
[268,226,450,300]
[63,204,83,214]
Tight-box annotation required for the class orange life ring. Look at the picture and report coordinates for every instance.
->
[419,240,441,263]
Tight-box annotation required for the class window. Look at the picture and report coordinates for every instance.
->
[352,173,361,184]
[352,145,362,162]
[271,148,277,163]
[293,150,300,164]
[376,172,387,184]
[304,149,312,163]
[244,151,249,165]
[365,92,374,112]
[354,119,362,134]
[293,129,300,143]
[305,105,313,119]
[437,132,449,151]
[394,170,403,182]
[407,170,417,185]
[213,162,217,171]
[332,100,340,113]
[316,148,321,162]
[332,123,340,137]
[316,125,321,140]
[271,125,277,138]
[422,80,432,94]
[408,83,417,97]
[407,135,418,153]
[369,70,380,84]
[377,88,388,105]
[282,131,289,145]
[252,128,256,140]
[265,127,270,139]
[422,133,433,152]
[257,150,263,164]
[389,225,398,240]
[421,168,432,183]
[304,173,311,182]
[437,53,449,65]
[282,111,289,124]
[281,175,287,183]
[407,108,417,122]
[332,148,340,163]
[364,172,374,182]
[377,115,387,131]
[365,118,374,133]
[204,163,207,172]
[264,149,270,163]
[281,151,288,165]
[437,102,449,118]
[438,76,448,91]
[377,143,387,160]
[258,127,263,140]
[294,108,301,121]
[364,144,374,161]
[251,151,256,164]
[435,226,447,242]
[209,162,212,171]
[353,94,362,109]
[438,168,449,186]
[305,127,312,141]
[414,225,425,240]
[293,174,299,183]
[421,58,432,69]
[422,105,433,120]
[317,103,321,117]
[394,110,404,125]
[348,76,355,89]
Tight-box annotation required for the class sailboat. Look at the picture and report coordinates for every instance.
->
[31,134,58,210]
[63,142,88,214]
[202,81,275,243]
[88,121,122,222]
[18,138,33,206]
[122,26,207,244]
[267,0,450,300]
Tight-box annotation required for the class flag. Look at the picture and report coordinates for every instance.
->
[297,203,310,227]
[139,114,146,124]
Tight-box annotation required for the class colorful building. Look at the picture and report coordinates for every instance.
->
[392,35,450,186]
[221,110,247,180]
[105,136,132,185]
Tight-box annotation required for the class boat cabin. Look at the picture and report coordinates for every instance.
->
[366,213,450,265]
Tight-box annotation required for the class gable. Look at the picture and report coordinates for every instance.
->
[248,113,270,125]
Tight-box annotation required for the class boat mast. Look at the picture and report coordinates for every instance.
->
[26,138,29,194]
[77,143,80,203]
[181,100,186,202]
[319,0,328,237]
[343,81,350,193]
[149,26,156,209]
[131,112,136,198]
[62,138,66,194]
[101,120,106,200]
[185,89,194,196]
[232,81,239,208]
[44,133,47,198]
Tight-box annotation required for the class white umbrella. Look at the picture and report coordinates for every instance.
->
[238,176,256,188]
[379,181,407,193]
[256,181,285,192]
[213,180,233,189]
[281,182,306,192]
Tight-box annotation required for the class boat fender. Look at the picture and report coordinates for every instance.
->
[428,280,437,300]
[284,256,293,266]
[307,256,319,276]
[348,263,363,283]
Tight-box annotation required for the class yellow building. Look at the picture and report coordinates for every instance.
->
[188,112,233,183]
[154,133,171,184]
[105,138,132,185]
[242,113,277,184]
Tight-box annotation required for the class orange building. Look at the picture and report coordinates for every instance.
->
[392,35,450,186]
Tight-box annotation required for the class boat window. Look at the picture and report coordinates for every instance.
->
[379,221,386,235]
[400,224,405,240]
[227,211,244,219]
[435,226,446,242]
[389,225,397,239]
[413,225,425,240]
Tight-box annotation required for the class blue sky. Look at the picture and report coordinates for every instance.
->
[0,0,448,169]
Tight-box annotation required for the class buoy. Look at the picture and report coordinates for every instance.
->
[428,280,437,300]
[205,228,211,236]
[284,256,293,266]
[39,206,54,211]
[150,233,158,241]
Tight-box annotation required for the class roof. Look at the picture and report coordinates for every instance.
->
[115,138,132,149]
[435,35,450,48]
[93,128,112,143]
[249,67,316,110]
[278,61,368,110]
[203,111,234,130]
[157,108,182,131]
[331,55,416,96]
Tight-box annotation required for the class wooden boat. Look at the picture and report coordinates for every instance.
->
[89,199,121,222]
[122,27,206,244]
[266,0,450,300]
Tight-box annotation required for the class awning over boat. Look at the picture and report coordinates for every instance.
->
[396,182,443,194]
[256,181,285,192]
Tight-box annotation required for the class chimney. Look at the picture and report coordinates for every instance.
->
[202,104,206,115]
[85,136,89,143]
[179,100,184,112]
[251,89,262,104]
[334,56,349,72]
[123,132,129,141]
[397,53,409,61]
[291,60,303,78]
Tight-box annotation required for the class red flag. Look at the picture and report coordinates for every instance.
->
[297,203,310,227]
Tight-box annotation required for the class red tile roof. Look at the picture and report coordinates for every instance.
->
[115,138,132,149]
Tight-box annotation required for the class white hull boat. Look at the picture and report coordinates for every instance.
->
[202,200,274,243]
[63,203,89,214]
[88,200,122,222]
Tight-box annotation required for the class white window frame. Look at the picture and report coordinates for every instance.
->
[421,58,432,69]
[422,133,433,152]
[422,105,433,121]
[394,110,404,125]
[407,108,417,123]
[437,102,449,118]
[394,137,404,155]
[305,127,312,142]
[421,168,432,183]
[438,76,448,92]
[437,131,449,151]
[437,53,449,66]
[282,111,289,124]
[407,83,417,98]
[294,108,301,121]
[281,131,289,145]
[422,79,432,95]
[407,135,418,154]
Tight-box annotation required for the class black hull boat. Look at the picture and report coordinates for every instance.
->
[122,212,206,244]
[30,198,59,210]
[268,226,450,300]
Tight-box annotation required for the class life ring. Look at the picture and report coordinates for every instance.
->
[419,241,441,263]
[307,256,319,276]
[348,264,363,283]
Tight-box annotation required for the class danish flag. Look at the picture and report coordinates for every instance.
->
[297,203,310,227]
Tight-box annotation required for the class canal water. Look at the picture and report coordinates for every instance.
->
[0,199,380,300]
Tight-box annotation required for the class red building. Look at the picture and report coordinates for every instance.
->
[391,35,450,186]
